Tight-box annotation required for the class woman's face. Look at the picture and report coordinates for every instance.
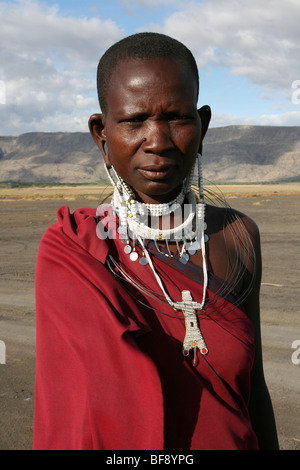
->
[98,58,203,204]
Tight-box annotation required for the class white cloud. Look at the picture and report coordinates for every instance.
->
[0,0,124,134]
[0,0,299,135]
[120,0,183,10]
[151,0,300,94]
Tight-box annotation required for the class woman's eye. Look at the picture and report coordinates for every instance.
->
[173,115,190,120]
[167,113,192,122]
[121,114,147,123]
[131,117,145,123]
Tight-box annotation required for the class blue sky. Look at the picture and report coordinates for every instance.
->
[0,0,299,135]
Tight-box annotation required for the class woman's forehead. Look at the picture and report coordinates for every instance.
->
[106,57,198,108]
[112,57,192,81]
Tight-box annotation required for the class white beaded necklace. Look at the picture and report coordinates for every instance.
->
[114,187,196,241]
[108,163,194,218]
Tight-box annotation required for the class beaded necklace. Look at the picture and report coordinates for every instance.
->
[104,154,209,365]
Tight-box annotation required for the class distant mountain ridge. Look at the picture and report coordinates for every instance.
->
[0,126,299,183]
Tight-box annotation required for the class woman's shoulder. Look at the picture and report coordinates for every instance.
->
[38,205,109,264]
[206,203,260,241]
[205,203,261,281]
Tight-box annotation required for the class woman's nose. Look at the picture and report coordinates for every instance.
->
[142,120,174,154]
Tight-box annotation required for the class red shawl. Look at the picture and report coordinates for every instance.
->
[33,205,258,450]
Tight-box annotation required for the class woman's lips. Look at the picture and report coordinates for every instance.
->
[138,165,174,180]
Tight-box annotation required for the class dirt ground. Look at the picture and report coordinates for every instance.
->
[0,183,299,450]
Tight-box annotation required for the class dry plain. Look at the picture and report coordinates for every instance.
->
[0,183,299,450]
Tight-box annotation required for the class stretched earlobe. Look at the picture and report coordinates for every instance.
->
[197,105,211,154]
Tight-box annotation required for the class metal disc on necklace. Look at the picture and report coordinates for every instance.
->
[139,257,148,266]
[179,253,189,264]
[190,240,200,251]
[204,234,209,242]
[130,251,139,261]
[124,244,132,254]
[188,247,197,255]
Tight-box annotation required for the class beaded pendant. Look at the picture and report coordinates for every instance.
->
[180,290,208,366]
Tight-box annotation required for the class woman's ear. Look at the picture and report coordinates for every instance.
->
[197,105,211,155]
[88,113,110,166]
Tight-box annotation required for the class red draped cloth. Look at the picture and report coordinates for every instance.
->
[33,205,259,450]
